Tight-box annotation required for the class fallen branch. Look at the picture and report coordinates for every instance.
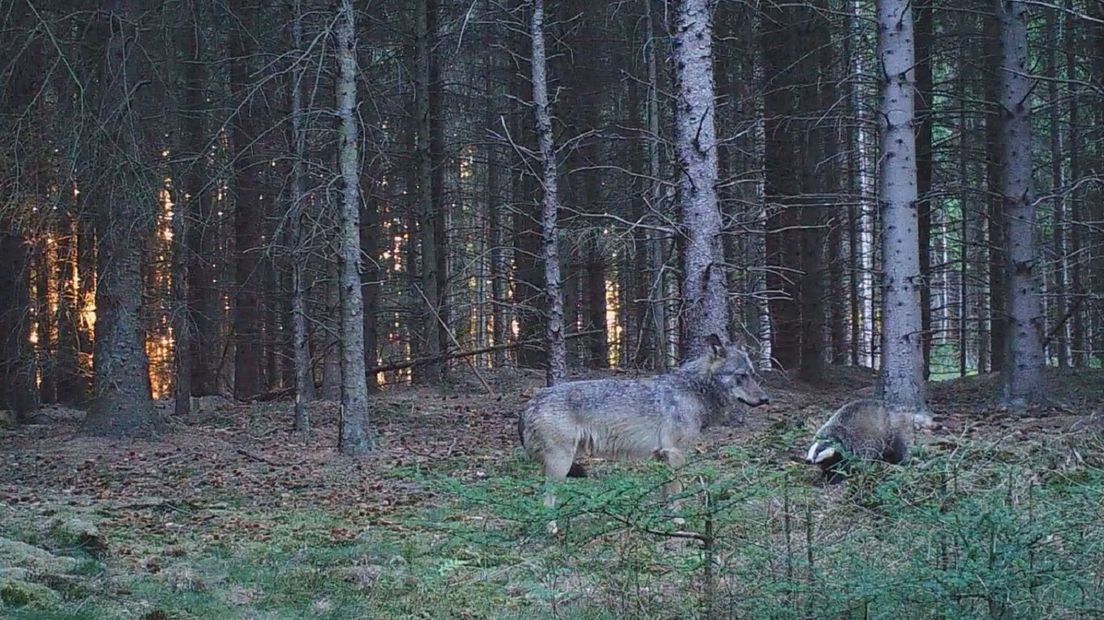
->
[369,329,602,374]
[1042,294,1087,347]
[236,448,298,467]
[247,330,603,402]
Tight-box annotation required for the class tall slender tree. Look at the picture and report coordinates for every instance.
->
[915,0,934,378]
[1046,6,1068,368]
[674,0,728,357]
[288,0,313,435]
[413,0,445,384]
[983,2,1007,373]
[645,0,668,370]
[997,0,1045,404]
[875,0,926,412]
[229,0,263,399]
[335,0,372,455]
[1065,0,1085,367]
[529,0,566,385]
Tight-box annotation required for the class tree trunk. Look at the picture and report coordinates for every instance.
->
[81,2,159,437]
[320,259,343,399]
[1091,1,1104,367]
[956,9,972,376]
[875,0,926,411]
[55,190,87,404]
[361,186,381,394]
[488,157,508,367]
[1046,7,1068,368]
[584,246,609,369]
[997,0,1045,405]
[645,0,668,370]
[229,0,262,399]
[335,0,372,455]
[798,2,830,380]
[289,1,313,434]
[1065,0,1084,367]
[429,0,450,382]
[35,238,56,404]
[844,2,863,367]
[0,234,38,417]
[484,9,508,367]
[529,0,567,385]
[413,0,444,384]
[915,0,934,379]
[762,4,801,369]
[984,5,1007,372]
[674,0,728,359]
[171,152,191,417]
[172,0,209,417]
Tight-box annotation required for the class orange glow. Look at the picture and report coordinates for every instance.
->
[606,277,621,367]
[144,176,177,399]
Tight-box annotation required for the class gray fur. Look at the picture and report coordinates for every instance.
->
[806,399,917,480]
[518,336,769,531]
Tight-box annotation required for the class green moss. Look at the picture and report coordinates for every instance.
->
[0,577,62,609]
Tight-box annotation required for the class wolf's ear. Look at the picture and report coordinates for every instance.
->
[704,334,727,358]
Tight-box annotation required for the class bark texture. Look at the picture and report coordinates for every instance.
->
[996,0,1045,404]
[81,1,159,437]
[289,2,312,434]
[335,0,372,455]
[875,0,926,411]
[529,0,567,385]
[229,0,262,399]
[673,0,729,359]
[412,0,445,384]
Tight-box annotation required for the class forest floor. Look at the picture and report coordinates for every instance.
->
[1,366,1103,619]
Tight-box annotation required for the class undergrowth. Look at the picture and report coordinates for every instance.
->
[4,435,1104,619]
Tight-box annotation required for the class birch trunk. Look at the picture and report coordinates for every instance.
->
[997,0,1045,405]
[875,0,926,411]
[674,0,728,358]
[529,0,566,385]
[335,0,372,455]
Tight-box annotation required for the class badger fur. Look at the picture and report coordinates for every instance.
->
[805,399,918,481]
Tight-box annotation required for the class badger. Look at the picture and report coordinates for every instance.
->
[805,399,922,482]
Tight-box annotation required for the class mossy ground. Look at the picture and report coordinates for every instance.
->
[2,367,1102,619]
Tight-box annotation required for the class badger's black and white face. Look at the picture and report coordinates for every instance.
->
[806,439,843,470]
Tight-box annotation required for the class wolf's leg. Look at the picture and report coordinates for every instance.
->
[655,448,687,522]
[542,452,573,535]
[567,445,588,478]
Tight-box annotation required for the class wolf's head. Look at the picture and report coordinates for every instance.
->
[702,334,770,408]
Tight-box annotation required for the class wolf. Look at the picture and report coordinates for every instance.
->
[518,334,770,532]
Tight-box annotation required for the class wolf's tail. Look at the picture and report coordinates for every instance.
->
[517,414,526,447]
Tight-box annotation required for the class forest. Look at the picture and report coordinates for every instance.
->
[1,0,1103,617]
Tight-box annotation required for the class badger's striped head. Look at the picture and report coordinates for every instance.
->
[806,439,843,468]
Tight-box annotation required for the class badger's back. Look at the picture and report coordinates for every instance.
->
[814,399,912,464]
